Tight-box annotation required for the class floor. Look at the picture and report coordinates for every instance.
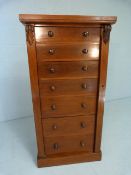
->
[0,98,131,175]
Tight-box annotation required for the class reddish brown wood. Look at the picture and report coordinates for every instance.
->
[19,14,117,167]
[42,115,95,137]
[39,78,98,96]
[25,24,45,158]
[94,25,110,152]
[44,134,94,155]
[37,152,101,167]
[41,95,97,118]
[35,27,100,43]
[19,14,117,24]
[36,42,100,61]
[38,61,99,79]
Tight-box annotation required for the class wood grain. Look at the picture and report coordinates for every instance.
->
[19,14,117,167]
[39,78,98,96]
[19,14,117,24]
[44,134,94,155]
[25,25,45,158]
[36,42,100,61]
[35,27,100,43]
[94,25,110,152]
[38,60,99,79]
[42,115,95,137]
[37,151,101,167]
[41,95,97,118]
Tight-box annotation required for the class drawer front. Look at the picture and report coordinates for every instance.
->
[38,61,99,79]
[35,27,100,43]
[44,134,94,155]
[37,43,99,61]
[43,115,95,137]
[39,78,98,96]
[41,95,97,118]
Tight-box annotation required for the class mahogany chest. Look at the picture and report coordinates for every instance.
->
[19,14,117,167]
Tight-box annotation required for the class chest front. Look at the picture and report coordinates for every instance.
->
[19,14,116,167]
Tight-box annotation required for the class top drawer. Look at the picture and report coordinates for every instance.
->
[35,27,100,43]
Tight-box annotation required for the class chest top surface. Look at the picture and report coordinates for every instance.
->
[19,14,116,24]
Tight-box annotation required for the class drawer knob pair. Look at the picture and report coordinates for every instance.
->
[54,142,86,150]
[82,31,89,37]
[50,66,88,73]
[48,31,54,37]
[49,49,88,55]
[51,103,87,110]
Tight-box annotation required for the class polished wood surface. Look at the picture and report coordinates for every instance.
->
[38,61,99,79]
[25,26,45,158]
[44,134,94,155]
[35,27,100,43]
[37,152,101,167]
[94,27,110,152]
[19,14,117,24]
[19,14,117,167]
[41,95,97,118]
[37,43,100,61]
[39,78,98,96]
[42,115,95,137]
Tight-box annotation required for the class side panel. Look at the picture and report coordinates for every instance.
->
[94,25,111,152]
[25,25,45,158]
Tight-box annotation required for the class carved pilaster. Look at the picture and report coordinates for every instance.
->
[103,25,112,44]
[25,25,35,45]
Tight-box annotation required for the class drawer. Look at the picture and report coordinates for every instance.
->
[41,95,97,118]
[44,134,94,155]
[39,78,98,96]
[38,61,99,79]
[42,115,95,137]
[35,27,100,43]
[37,43,99,61]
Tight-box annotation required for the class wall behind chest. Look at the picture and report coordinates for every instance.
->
[0,0,131,121]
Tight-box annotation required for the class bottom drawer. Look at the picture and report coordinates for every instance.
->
[44,134,94,155]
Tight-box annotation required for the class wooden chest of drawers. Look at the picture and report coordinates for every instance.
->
[19,14,117,167]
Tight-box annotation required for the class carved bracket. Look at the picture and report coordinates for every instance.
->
[25,25,35,45]
[103,25,112,44]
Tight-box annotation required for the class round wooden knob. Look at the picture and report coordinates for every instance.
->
[52,124,57,130]
[53,143,59,150]
[49,49,55,55]
[49,67,55,73]
[82,31,89,37]
[81,103,87,109]
[82,66,88,71]
[51,104,56,110]
[48,31,54,37]
[82,83,87,89]
[81,122,86,128]
[50,85,56,91]
[80,141,86,147]
[82,49,88,54]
